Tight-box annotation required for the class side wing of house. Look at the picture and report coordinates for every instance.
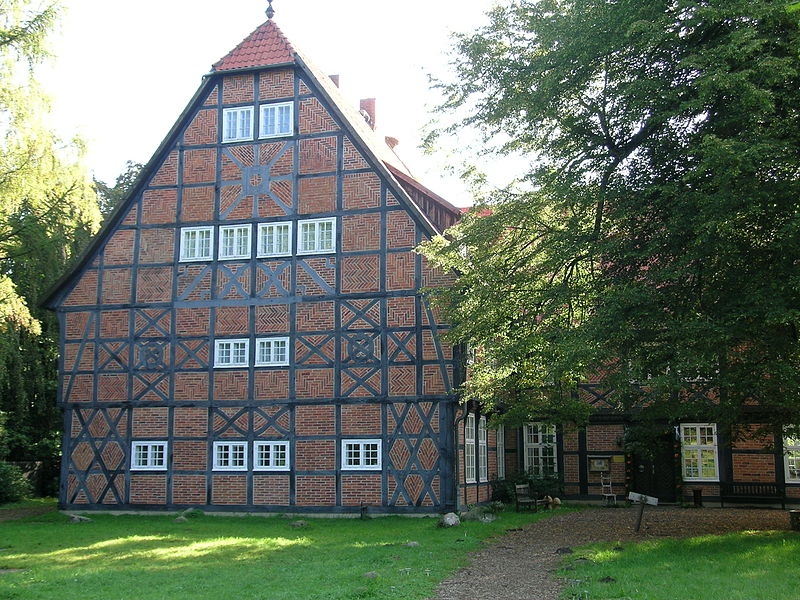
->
[49,25,461,512]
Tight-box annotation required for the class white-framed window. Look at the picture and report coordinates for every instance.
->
[180,226,213,262]
[785,435,800,483]
[219,225,251,259]
[298,217,335,255]
[260,101,293,138]
[223,106,254,142]
[680,423,719,481]
[214,339,249,368]
[255,337,289,366]
[478,416,488,482]
[213,441,247,471]
[131,441,167,471]
[341,439,381,470]
[464,413,476,483]
[523,423,558,475]
[496,424,505,480]
[254,441,290,471]
[257,222,292,257]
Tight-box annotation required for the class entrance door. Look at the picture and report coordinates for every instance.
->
[632,434,677,502]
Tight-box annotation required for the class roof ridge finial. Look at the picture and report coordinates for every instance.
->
[266,0,275,19]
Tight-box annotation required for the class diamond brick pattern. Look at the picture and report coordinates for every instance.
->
[71,442,94,471]
[417,438,439,471]
[404,474,424,505]
[101,442,124,470]
[390,440,411,470]
[86,473,108,504]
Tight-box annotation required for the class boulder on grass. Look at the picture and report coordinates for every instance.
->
[441,512,461,527]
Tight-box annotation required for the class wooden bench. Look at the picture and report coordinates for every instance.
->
[515,484,550,512]
[719,482,786,509]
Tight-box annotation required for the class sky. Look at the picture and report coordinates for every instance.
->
[38,0,503,208]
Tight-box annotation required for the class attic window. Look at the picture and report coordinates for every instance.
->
[180,227,213,262]
[223,107,254,142]
[260,102,293,138]
[297,217,335,255]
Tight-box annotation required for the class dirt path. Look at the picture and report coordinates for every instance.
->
[432,506,790,600]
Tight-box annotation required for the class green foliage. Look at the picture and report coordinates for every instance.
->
[0,461,32,504]
[561,531,800,600]
[422,0,800,439]
[94,160,144,217]
[0,510,568,599]
[0,0,102,478]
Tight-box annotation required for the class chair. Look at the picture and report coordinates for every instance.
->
[600,473,616,506]
[515,484,549,512]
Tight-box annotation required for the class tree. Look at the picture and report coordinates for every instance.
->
[94,160,143,217]
[421,0,800,438]
[0,1,101,487]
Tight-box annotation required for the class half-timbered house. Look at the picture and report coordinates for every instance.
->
[44,12,477,513]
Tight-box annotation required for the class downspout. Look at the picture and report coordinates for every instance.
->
[452,403,467,513]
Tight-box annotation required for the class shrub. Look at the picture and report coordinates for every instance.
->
[0,461,32,505]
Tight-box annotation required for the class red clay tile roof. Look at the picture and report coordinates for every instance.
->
[212,20,295,71]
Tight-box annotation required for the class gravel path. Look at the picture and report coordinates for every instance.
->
[432,506,790,600]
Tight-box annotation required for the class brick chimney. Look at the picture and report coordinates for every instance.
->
[359,98,376,130]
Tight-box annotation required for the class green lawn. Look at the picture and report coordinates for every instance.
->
[0,502,569,600]
[560,530,800,600]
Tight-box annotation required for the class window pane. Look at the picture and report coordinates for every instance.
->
[278,105,291,133]
[232,342,247,364]
[318,221,333,250]
[683,427,698,445]
[259,341,272,364]
[345,443,360,466]
[198,230,211,257]
[364,443,379,466]
[274,444,287,467]
[273,340,286,363]
[300,223,315,252]
[276,224,289,253]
